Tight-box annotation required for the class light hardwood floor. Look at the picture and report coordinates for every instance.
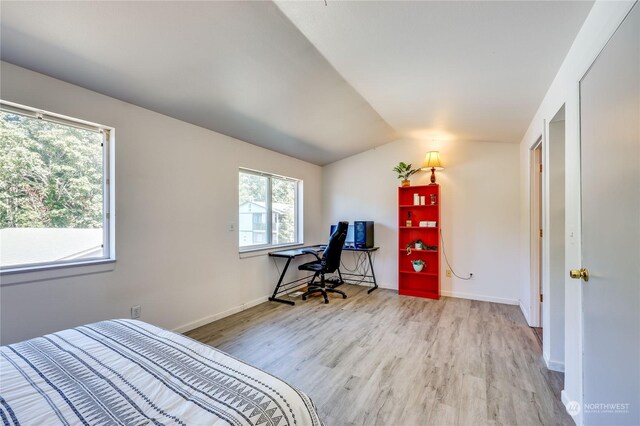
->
[186,285,571,426]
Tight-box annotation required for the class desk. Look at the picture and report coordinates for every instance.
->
[268,245,379,305]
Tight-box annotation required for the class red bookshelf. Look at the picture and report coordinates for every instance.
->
[398,184,440,299]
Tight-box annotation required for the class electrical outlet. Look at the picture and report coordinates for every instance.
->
[131,305,141,319]
[446,269,452,278]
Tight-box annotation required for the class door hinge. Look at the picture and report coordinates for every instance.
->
[539,163,543,173]
[540,294,543,303]
[540,229,543,238]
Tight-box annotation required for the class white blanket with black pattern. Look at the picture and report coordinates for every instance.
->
[0,319,322,426]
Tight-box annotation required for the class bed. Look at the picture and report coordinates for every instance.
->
[0,319,322,426]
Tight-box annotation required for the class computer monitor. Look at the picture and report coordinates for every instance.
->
[330,224,355,248]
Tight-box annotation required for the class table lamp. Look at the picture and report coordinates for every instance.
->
[422,151,444,184]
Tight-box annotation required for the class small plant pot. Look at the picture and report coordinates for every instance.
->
[415,243,423,250]
[412,262,425,272]
[401,180,411,187]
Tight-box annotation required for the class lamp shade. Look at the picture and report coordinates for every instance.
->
[422,151,444,170]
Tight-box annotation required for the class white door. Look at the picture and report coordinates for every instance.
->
[578,3,639,425]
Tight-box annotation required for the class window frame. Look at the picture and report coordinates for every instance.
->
[0,100,116,276]
[238,168,301,252]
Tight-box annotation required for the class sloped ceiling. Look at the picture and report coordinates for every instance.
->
[1,1,592,165]
[276,0,593,144]
[0,1,396,165]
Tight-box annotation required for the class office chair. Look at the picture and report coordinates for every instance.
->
[298,221,349,304]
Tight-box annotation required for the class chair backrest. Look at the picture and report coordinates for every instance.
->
[322,221,349,273]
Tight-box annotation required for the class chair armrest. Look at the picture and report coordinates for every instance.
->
[301,248,322,261]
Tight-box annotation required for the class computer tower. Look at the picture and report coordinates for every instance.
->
[354,221,374,248]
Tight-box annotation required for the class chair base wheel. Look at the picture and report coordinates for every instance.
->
[300,280,348,304]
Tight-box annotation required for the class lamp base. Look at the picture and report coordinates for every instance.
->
[429,167,437,184]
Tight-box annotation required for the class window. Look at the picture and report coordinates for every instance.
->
[0,101,113,271]
[239,169,300,250]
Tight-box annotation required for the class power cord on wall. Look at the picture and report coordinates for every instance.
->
[440,228,473,280]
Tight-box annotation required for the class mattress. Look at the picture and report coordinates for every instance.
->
[0,319,322,426]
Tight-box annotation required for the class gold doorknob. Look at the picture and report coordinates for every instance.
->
[569,268,589,282]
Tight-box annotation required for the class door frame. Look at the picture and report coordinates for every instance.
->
[529,137,543,328]
[543,107,567,373]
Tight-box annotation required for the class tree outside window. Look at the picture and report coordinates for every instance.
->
[0,107,109,269]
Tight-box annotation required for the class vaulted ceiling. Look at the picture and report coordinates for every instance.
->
[276,0,593,145]
[0,1,593,165]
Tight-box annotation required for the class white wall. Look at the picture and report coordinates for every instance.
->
[516,1,637,423]
[0,62,324,345]
[323,138,520,305]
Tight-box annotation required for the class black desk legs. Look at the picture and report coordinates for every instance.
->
[366,251,379,293]
[269,258,295,306]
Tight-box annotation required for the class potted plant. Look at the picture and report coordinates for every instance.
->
[405,239,423,255]
[411,259,425,272]
[393,162,420,187]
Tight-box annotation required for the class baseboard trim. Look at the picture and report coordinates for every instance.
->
[520,300,532,326]
[561,390,580,426]
[544,352,565,372]
[173,295,269,334]
[172,282,312,334]
[441,290,519,305]
[173,287,517,333]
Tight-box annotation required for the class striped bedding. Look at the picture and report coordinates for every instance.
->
[0,319,322,426]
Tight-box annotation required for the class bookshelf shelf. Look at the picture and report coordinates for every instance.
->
[399,270,438,276]
[399,226,439,230]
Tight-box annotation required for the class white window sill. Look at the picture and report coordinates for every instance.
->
[239,242,304,258]
[0,259,116,286]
